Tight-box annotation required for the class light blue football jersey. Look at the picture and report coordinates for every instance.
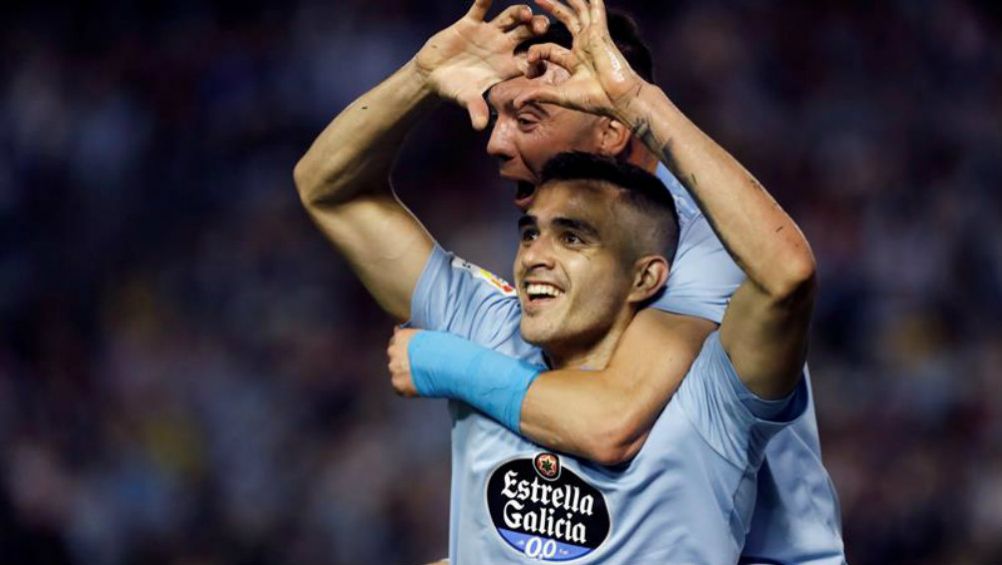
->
[652,163,744,322]
[654,165,846,564]
[411,246,808,564]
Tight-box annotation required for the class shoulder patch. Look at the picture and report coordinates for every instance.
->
[452,257,517,297]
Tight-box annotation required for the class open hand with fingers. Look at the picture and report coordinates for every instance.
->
[414,0,550,130]
[515,0,649,120]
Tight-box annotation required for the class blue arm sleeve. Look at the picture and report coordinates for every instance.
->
[409,330,544,433]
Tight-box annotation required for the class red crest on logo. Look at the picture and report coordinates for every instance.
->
[534,452,561,481]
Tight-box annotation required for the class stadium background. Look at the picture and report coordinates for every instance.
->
[2,0,1000,563]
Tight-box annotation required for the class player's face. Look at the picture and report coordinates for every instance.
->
[486,69,604,209]
[514,181,636,353]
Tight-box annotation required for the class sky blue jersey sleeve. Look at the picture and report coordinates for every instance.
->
[653,164,745,324]
[408,244,523,346]
[675,331,809,470]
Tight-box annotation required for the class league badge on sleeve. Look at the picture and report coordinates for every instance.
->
[486,453,610,561]
[451,256,517,296]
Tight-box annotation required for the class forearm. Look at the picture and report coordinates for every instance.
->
[613,88,815,397]
[519,369,651,465]
[293,60,437,207]
[614,87,815,296]
[520,310,712,464]
[405,312,712,466]
[293,61,439,322]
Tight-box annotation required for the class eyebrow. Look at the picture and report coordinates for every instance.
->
[554,217,599,238]
[520,100,550,117]
[484,86,550,117]
[517,215,600,239]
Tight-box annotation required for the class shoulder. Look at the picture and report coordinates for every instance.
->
[410,245,523,347]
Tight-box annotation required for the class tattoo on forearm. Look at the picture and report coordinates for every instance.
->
[631,119,651,143]
[657,136,675,168]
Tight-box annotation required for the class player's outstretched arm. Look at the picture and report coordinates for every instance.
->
[294,0,548,321]
[520,0,815,399]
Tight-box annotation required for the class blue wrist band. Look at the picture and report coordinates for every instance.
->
[408,331,543,434]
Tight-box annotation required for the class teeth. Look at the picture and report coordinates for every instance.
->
[525,283,563,298]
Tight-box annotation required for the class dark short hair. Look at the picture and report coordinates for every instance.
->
[539,152,679,262]
[515,11,655,83]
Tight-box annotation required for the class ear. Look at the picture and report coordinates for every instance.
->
[627,255,670,305]
[596,117,632,157]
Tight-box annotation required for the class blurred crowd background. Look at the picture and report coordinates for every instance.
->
[2,0,1000,563]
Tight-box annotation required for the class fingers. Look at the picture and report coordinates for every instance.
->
[534,0,580,33]
[462,93,492,130]
[523,57,546,80]
[505,22,541,45]
[513,85,563,110]
[466,0,493,21]
[491,3,533,31]
[527,42,579,73]
[565,0,591,28]
[531,14,550,36]
[590,0,607,29]
[505,14,551,44]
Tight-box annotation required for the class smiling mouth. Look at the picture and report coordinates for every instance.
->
[524,282,564,305]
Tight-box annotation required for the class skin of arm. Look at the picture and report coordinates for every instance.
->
[518,310,714,465]
[294,62,437,322]
[516,0,817,400]
[294,0,548,321]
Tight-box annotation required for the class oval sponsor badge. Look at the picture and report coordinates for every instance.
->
[486,452,610,561]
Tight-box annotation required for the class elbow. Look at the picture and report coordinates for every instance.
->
[587,435,646,467]
[583,417,649,466]
[293,157,348,215]
[584,442,629,467]
[766,248,818,303]
[293,158,322,210]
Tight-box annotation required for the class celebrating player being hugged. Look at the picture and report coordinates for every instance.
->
[297,0,845,562]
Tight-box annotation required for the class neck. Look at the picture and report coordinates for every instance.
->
[544,308,634,370]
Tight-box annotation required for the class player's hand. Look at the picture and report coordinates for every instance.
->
[387,327,420,397]
[414,0,549,130]
[513,0,648,119]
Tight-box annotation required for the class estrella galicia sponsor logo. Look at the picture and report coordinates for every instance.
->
[487,453,610,561]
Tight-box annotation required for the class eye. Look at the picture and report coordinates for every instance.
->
[561,232,584,245]
[517,114,538,128]
[520,227,539,242]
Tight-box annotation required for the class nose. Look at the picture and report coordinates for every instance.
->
[486,116,515,164]
[519,232,556,274]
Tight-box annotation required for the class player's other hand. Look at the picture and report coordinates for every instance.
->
[387,326,420,397]
[414,0,549,130]
[514,0,647,119]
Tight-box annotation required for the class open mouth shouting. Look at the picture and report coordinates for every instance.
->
[514,181,536,210]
